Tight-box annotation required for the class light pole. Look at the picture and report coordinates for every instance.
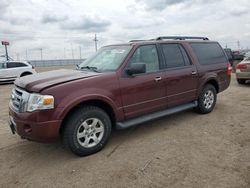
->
[1,41,9,61]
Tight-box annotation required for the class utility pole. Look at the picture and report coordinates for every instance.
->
[64,48,66,59]
[93,34,98,52]
[79,46,82,60]
[71,43,74,59]
[16,53,20,61]
[237,40,240,50]
[26,49,28,60]
[40,48,43,60]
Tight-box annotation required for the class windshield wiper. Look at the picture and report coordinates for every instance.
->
[80,66,101,73]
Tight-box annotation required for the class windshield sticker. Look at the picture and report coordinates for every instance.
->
[114,49,126,54]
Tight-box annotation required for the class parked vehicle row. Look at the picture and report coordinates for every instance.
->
[8,36,232,156]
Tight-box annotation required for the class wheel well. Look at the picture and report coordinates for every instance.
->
[205,79,219,93]
[60,100,116,134]
[20,72,32,77]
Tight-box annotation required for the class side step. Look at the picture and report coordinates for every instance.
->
[116,101,198,130]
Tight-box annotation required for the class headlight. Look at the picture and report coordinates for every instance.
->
[27,93,54,112]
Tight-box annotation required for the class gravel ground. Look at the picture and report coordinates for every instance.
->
[0,66,249,188]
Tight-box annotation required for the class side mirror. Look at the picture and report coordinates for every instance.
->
[126,63,146,75]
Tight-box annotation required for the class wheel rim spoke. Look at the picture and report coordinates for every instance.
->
[77,131,85,139]
[83,137,91,147]
[93,135,99,143]
[95,127,104,133]
[92,119,99,127]
[82,121,89,129]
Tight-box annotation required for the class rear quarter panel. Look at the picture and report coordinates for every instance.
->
[185,42,230,94]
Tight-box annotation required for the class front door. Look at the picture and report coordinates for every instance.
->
[119,44,167,119]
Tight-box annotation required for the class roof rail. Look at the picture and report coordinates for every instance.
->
[129,39,155,42]
[156,36,209,41]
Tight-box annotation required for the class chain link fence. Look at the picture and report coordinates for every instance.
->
[29,59,85,67]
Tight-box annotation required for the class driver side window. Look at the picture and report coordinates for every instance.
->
[130,45,160,73]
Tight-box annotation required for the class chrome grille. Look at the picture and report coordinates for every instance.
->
[10,87,30,112]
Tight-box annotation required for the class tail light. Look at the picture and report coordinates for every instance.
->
[227,63,232,76]
[236,63,247,70]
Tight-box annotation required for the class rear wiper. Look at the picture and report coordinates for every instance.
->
[80,66,101,73]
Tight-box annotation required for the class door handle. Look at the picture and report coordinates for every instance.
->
[191,71,197,75]
[154,77,162,82]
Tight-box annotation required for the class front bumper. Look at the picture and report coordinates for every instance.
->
[9,107,62,142]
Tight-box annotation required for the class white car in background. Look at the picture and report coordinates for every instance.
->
[0,61,36,82]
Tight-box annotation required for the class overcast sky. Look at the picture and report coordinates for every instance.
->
[0,0,250,60]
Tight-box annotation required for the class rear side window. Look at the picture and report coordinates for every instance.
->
[7,62,27,68]
[161,44,191,68]
[190,42,227,65]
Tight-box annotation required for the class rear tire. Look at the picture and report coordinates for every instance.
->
[62,106,112,156]
[195,84,217,114]
[237,79,246,85]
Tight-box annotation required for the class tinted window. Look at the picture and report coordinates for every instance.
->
[180,46,191,66]
[161,44,189,68]
[7,62,27,68]
[130,45,159,73]
[191,43,227,65]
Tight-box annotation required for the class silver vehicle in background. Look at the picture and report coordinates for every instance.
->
[236,53,250,84]
[0,61,36,82]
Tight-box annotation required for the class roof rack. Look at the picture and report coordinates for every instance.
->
[156,36,209,40]
[129,39,155,42]
[129,40,146,42]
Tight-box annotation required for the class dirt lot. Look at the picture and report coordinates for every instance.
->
[0,66,249,188]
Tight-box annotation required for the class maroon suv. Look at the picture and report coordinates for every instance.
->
[9,36,231,156]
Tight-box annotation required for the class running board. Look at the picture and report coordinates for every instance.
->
[116,101,198,130]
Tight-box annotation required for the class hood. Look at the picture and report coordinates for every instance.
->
[15,69,100,92]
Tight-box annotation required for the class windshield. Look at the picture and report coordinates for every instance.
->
[78,45,132,72]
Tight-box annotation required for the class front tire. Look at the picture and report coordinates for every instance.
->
[196,84,217,114]
[62,106,112,156]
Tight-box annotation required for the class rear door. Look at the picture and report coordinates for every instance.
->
[119,44,167,119]
[6,62,28,78]
[160,43,199,107]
